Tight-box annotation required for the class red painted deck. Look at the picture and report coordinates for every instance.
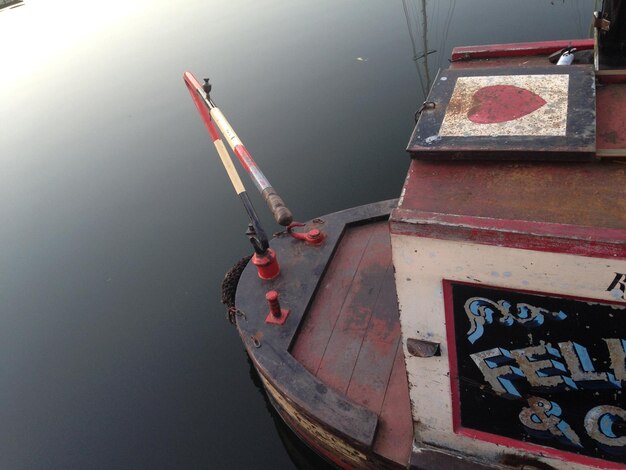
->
[290,221,413,467]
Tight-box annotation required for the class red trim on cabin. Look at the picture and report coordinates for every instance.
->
[396,161,626,237]
[443,280,626,469]
[390,209,626,260]
[451,39,594,61]
[455,428,625,469]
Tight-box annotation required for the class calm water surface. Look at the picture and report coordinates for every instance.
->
[1,1,594,468]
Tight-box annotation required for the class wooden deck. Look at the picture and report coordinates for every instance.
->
[291,221,413,466]
[234,200,411,468]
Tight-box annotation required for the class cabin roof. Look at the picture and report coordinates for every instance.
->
[393,40,626,259]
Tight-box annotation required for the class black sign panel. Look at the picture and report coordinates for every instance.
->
[447,282,626,466]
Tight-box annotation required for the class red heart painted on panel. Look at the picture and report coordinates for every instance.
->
[467,85,546,124]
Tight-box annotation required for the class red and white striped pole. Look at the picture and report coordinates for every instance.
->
[184,71,283,279]
[183,72,293,227]
[183,72,270,256]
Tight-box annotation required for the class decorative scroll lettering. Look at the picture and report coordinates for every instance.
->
[472,340,625,396]
[511,344,576,391]
[519,396,582,448]
[605,339,626,382]
[451,282,626,464]
[584,406,626,454]
[465,297,567,344]
[559,341,619,389]
[470,347,525,399]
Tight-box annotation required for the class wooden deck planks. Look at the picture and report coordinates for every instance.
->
[315,223,392,394]
[346,269,400,413]
[290,219,412,466]
[290,223,375,374]
[373,343,414,465]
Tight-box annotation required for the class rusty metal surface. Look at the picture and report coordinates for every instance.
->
[406,338,440,358]
[396,160,626,231]
[408,66,596,161]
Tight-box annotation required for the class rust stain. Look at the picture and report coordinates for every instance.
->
[401,160,626,230]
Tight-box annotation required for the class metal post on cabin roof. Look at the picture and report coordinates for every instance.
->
[183,72,293,227]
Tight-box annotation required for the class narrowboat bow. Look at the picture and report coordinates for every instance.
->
[186,2,626,468]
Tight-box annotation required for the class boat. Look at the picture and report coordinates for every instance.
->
[186,2,626,468]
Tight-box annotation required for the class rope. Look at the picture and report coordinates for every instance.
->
[221,254,252,324]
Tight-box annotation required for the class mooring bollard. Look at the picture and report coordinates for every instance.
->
[265,290,290,325]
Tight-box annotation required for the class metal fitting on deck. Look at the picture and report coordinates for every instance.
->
[265,290,290,325]
[252,248,280,280]
[287,223,326,246]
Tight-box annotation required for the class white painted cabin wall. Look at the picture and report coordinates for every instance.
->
[391,232,626,469]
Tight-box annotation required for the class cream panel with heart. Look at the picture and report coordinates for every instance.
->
[438,74,569,137]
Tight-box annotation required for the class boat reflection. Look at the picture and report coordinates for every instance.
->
[403,0,457,98]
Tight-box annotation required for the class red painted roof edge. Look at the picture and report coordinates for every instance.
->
[390,208,626,260]
[451,39,595,62]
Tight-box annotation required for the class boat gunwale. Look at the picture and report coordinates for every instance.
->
[391,207,626,260]
[451,38,595,61]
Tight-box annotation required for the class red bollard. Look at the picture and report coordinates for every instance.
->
[252,248,280,280]
[302,229,325,246]
[265,290,290,325]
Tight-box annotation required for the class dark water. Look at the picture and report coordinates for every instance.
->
[1,1,595,468]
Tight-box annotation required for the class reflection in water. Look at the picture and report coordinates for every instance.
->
[403,0,457,96]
